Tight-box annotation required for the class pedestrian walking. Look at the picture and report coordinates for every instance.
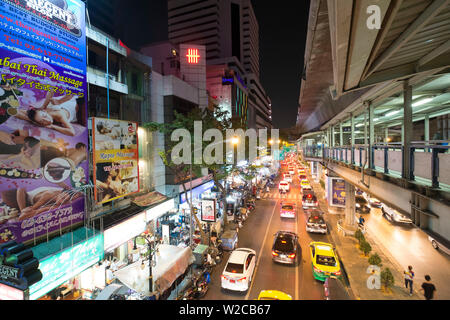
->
[358,215,365,227]
[419,275,437,300]
[403,265,415,296]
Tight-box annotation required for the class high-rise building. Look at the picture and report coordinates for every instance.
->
[86,0,118,36]
[167,0,271,128]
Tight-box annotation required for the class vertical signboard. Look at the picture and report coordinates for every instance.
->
[0,0,88,243]
[92,118,139,204]
[201,199,216,222]
[328,177,346,207]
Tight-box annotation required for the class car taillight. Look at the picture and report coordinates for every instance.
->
[288,253,296,259]
[313,266,322,273]
[221,275,227,280]
[237,277,247,282]
[272,251,279,256]
[334,270,342,276]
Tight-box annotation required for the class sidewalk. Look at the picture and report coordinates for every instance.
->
[303,162,423,300]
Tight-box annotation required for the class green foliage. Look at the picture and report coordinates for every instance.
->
[319,179,325,189]
[368,253,382,266]
[354,229,365,243]
[380,268,395,288]
[359,240,372,256]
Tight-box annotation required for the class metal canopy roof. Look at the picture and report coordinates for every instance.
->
[297,0,450,134]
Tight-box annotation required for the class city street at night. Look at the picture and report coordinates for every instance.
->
[0,0,449,311]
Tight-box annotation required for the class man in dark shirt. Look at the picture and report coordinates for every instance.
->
[420,275,437,300]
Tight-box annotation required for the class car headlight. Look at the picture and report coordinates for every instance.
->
[356,204,360,208]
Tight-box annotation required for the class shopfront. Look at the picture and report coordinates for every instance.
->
[100,198,177,288]
[29,228,104,300]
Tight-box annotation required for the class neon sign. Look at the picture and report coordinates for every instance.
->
[186,48,200,64]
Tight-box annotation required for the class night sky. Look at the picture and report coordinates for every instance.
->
[114,0,309,129]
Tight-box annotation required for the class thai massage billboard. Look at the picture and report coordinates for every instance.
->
[92,118,139,204]
[0,0,88,243]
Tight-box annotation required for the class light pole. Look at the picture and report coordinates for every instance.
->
[138,233,156,295]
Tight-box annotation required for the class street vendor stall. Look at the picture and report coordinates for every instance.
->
[113,244,194,300]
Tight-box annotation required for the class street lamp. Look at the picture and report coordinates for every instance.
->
[268,139,274,145]
[136,233,157,294]
[231,136,239,145]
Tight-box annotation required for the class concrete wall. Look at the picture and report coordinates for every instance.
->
[150,71,167,195]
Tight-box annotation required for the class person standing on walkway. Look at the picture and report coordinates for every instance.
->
[403,265,415,296]
[419,275,437,300]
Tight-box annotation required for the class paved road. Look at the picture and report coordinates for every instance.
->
[364,206,450,299]
[203,171,336,300]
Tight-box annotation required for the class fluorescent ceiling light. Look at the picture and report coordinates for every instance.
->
[385,110,400,117]
[412,98,433,107]
[355,123,364,127]
[373,118,379,121]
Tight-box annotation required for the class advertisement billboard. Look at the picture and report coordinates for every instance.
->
[329,177,346,207]
[0,0,88,243]
[92,118,139,204]
[201,199,216,222]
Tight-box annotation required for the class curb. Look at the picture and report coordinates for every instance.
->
[304,167,419,300]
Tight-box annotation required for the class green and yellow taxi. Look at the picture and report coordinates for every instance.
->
[256,290,292,300]
[309,242,342,281]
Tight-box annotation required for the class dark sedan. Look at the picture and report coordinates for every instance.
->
[271,231,300,265]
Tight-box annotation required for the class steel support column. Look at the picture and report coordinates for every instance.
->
[402,80,413,180]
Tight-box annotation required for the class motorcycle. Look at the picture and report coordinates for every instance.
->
[183,277,209,300]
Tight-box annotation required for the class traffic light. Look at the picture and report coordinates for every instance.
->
[0,241,43,292]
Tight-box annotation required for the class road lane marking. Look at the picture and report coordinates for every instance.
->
[245,198,279,300]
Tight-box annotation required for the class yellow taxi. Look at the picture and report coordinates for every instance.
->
[256,290,292,300]
[298,168,306,175]
[309,242,342,281]
[300,179,311,189]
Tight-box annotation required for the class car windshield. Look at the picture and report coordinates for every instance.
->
[274,237,294,252]
[225,263,244,274]
[282,205,294,210]
[308,215,325,224]
[316,255,337,267]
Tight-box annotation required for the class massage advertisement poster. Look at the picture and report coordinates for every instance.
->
[92,118,139,204]
[0,0,88,243]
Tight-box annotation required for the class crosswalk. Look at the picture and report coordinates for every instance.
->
[259,191,303,200]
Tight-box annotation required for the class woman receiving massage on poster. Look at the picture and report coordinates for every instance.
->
[14,90,83,137]
[1,183,83,221]
[95,165,124,202]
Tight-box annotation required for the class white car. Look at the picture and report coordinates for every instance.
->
[428,235,450,256]
[284,174,292,183]
[221,248,256,292]
[363,193,382,208]
[381,204,412,224]
[279,181,290,193]
[288,167,295,175]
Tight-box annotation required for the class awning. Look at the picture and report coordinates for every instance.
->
[132,191,168,207]
[113,244,194,296]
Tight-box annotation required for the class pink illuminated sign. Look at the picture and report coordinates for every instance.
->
[186,48,200,64]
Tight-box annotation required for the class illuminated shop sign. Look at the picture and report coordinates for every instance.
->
[186,48,200,64]
[103,211,146,252]
[0,282,25,300]
[222,77,234,85]
[180,180,215,204]
[29,233,103,300]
